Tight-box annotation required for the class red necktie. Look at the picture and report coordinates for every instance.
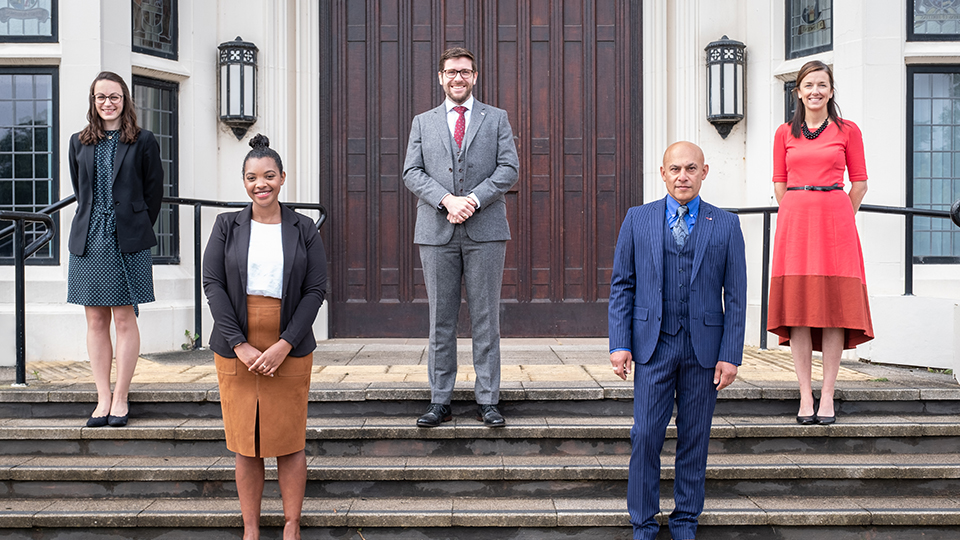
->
[453,106,467,148]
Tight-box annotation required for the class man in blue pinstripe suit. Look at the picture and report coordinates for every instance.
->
[609,141,747,540]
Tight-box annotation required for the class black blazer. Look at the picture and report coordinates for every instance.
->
[67,129,165,255]
[202,204,328,358]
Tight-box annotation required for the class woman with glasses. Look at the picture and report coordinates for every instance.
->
[67,71,164,427]
[768,61,874,426]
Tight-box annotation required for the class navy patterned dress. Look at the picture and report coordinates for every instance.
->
[66,131,155,315]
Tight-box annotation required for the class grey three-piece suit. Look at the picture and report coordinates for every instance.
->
[402,99,519,404]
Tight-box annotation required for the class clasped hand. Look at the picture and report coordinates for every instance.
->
[234,340,293,377]
[442,195,477,224]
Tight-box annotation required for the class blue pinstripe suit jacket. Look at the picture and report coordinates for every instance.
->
[608,196,747,368]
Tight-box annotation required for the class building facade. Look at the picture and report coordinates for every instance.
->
[1,1,958,372]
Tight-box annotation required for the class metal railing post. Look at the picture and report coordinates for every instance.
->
[13,221,26,386]
[904,213,914,296]
[194,203,203,349]
[759,211,771,350]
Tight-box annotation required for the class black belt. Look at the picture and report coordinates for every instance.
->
[786,183,843,191]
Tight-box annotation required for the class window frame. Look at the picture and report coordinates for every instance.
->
[908,0,960,42]
[0,65,59,266]
[905,64,960,265]
[784,0,833,60]
[131,0,178,60]
[0,0,58,43]
[132,75,179,264]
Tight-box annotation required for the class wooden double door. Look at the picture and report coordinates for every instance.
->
[318,0,642,337]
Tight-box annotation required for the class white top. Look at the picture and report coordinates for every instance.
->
[246,221,283,299]
[444,95,474,135]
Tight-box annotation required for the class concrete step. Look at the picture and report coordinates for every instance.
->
[3,384,959,418]
[2,415,959,457]
[2,454,958,500]
[1,496,959,537]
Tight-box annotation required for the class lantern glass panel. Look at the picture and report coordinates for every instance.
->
[220,64,227,117]
[243,64,254,116]
[736,64,743,114]
[710,63,720,116]
[229,64,241,116]
[723,62,735,114]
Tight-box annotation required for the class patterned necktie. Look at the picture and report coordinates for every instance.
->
[453,105,467,149]
[673,205,689,247]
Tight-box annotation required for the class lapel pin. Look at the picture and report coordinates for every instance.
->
[705,216,713,221]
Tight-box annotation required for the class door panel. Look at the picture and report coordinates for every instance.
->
[320,0,642,337]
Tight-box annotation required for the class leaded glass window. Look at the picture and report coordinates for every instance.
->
[910,0,960,40]
[0,0,56,42]
[0,67,58,264]
[785,0,832,60]
[132,0,177,60]
[908,67,960,263]
[133,76,178,263]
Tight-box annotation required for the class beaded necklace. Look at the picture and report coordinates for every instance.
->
[801,118,829,140]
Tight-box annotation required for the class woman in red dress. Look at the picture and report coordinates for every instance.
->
[768,60,874,425]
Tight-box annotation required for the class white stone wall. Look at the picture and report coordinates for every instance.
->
[0,0,326,364]
[1,1,958,371]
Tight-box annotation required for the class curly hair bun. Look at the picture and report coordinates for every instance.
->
[249,134,270,149]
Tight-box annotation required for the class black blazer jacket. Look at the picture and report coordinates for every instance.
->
[67,129,165,255]
[202,204,328,358]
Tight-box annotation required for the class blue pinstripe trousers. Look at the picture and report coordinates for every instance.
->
[629,327,718,540]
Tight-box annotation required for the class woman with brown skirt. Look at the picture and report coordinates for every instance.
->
[203,134,327,540]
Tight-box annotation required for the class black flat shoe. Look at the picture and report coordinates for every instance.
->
[815,415,836,425]
[796,415,816,425]
[86,415,108,427]
[417,403,452,428]
[477,404,505,427]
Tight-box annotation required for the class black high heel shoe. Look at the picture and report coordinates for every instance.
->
[86,414,108,427]
[107,402,129,427]
[796,415,816,425]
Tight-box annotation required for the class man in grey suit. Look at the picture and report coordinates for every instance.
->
[402,47,519,428]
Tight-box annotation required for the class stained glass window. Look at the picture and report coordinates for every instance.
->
[910,0,960,40]
[908,67,960,263]
[132,0,177,59]
[0,68,58,264]
[785,0,832,59]
[133,76,179,263]
[0,0,56,42]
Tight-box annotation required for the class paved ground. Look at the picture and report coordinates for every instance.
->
[4,338,955,389]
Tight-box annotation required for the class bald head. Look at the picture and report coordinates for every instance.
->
[660,141,709,204]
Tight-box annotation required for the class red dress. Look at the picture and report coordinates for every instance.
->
[767,120,874,351]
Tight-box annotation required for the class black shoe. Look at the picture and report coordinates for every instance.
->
[417,403,452,428]
[816,415,836,425]
[86,415,108,428]
[107,402,129,427]
[476,404,505,427]
[796,415,816,425]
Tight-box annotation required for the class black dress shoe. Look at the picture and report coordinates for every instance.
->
[476,404,505,427]
[417,403,452,428]
[796,415,816,425]
[815,415,836,425]
[108,402,129,427]
[86,415,108,427]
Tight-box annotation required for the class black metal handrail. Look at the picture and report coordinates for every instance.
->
[0,209,56,386]
[727,202,960,349]
[1,195,327,386]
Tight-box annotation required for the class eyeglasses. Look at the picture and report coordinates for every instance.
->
[93,94,123,104]
[442,69,474,79]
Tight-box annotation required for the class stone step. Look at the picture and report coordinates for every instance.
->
[3,384,959,418]
[2,415,959,457]
[1,496,959,534]
[2,454,958,500]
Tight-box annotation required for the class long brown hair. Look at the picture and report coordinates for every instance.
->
[78,72,140,145]
[789,60,844,138]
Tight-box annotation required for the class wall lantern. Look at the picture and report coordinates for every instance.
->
[705,35,745,139]
[218,36,258,140]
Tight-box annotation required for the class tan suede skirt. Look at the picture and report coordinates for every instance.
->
[215,295,313,458]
